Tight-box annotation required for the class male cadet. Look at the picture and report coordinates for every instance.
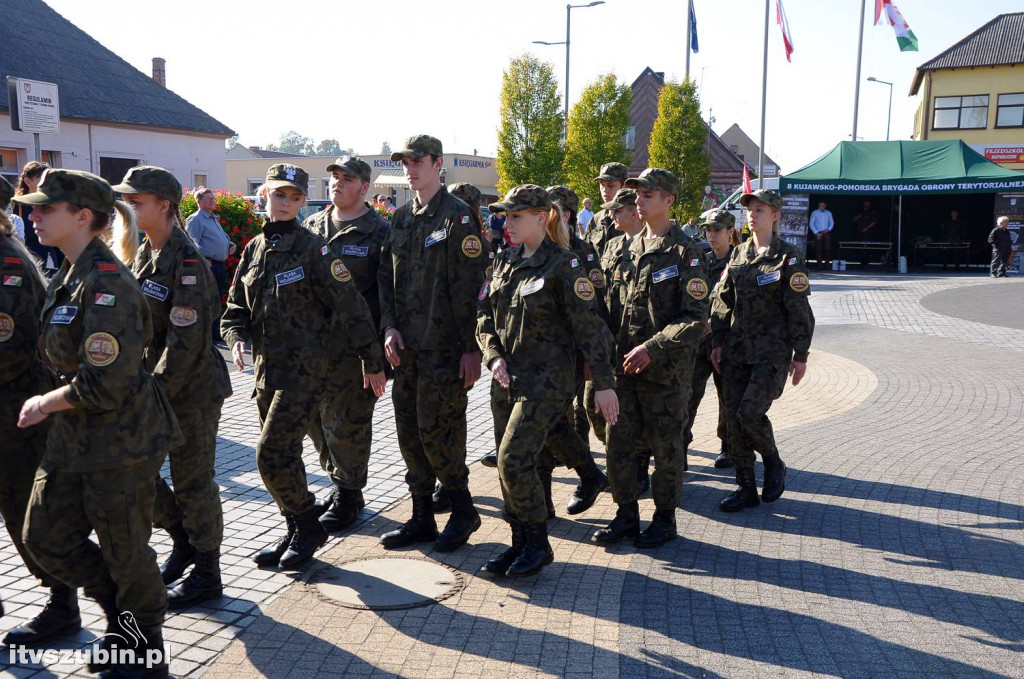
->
[378,135,487,551]
[303,155,390,532]
[585,162,629,258]
[592,168,708,548]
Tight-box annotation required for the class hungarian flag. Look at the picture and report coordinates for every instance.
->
[742,165,752,194]
[776,0,794,62]
[875,0,918,52]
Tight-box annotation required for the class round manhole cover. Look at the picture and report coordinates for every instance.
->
[306,557,465,611]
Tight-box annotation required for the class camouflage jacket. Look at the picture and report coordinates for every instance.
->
[379,186,487,353]
[222,219,384,391]
[568,233,606,309]
[41,237,183,472]
[603,223,709,390]
[710,235,815,364]
[585,209,617,259]
[477,237,615,402]
[697,247,733,357]
[131,227,232,412]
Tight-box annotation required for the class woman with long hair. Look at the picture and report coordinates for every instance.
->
[13,161,60,273]
[14,168,182,676]
[113,166,232,609]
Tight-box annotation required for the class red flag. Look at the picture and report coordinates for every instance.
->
[776,0,794,62]
[742,165,752,194]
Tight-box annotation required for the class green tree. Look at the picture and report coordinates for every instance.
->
[496,54,564,195]
[562,73,631,207]
[647,79,710,222]
[380,141,392,155]
[267,131,314,155]
[225,134,239,150]
[316,139,348,156]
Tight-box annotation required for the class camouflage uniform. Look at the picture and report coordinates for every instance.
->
[378,173,486,498]
[303,186,389,493]
[18,170,182,634]
[585,162,629,259]
[710,197,815,471]
[222,166,383,516]
[0,233,61,591]
[603,169,708,511]
[477,188,615,525]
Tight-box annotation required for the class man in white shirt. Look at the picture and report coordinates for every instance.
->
[577,198,595,237]
[809,201,834,270]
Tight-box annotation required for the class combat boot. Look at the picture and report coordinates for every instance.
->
[435,489,481,552]
[761,453,787,503]
[97,626,169,678]
[313,486,337,518]
[506,522,554,577]
[566,459,608,515]
[158,522,195,585]
[635,509,678,548]
[85,591,120,673]
[538,468,556,519]
[320,488,365,532]
[432,481,451,514]
[252,515,295,566]
[3,584,81,645]
[380,495,438,549]
[591,502,640,544]
[714,440,734,469]
[481,521,527,575]
[480,452,498,468]
[280,506,329,569]
[637,454,651,495]
[719,467,760,512]
[167,550,222,610]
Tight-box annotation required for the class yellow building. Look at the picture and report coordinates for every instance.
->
[911,12,1024,170]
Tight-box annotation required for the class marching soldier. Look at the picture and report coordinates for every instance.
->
[585,162,629,259]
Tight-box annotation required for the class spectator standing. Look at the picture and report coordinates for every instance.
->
[988,216,1012,278]
[487,209,506,252]
[577,198,595,237]
[809,201,834,270]
[682,217,702,241]
[185,188,235,338]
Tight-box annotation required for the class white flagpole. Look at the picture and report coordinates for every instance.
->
[758,0,770,182]
[852,0,867,141]
[686,1,692,79]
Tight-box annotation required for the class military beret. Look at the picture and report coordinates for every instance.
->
[111,165,183,205]
[13,168,114,214]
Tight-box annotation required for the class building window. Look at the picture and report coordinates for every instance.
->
[193,173,208,188]
[729,144,739,153]
[247,180,263,195]
[933,95,989,130]
[995,93,1024,128]
[625,126,636,151]
[99,156,140,185]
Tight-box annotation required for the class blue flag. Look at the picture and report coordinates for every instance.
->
[689,0,699,53]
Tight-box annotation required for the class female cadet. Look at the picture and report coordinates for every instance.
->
[113,166,232,609]
[477,184,618,577]
[13,161,60,274]
[15,168,182,677]
[222,164,385,570]
[0,176,83,647]
[709,189,815,512]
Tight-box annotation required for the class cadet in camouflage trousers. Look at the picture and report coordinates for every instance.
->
[584,162,629,259]
[710,189,815,513]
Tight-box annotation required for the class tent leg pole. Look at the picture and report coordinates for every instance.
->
[898,195,903,273]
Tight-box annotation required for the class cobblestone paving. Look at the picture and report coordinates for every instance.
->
[1,273,1022,678]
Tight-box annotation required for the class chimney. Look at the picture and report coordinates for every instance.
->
[152,57,166,87]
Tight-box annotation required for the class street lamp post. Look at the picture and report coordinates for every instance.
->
[533,1,605,137]
[867,77,893,141]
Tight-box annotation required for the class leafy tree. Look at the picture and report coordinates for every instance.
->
[267,131,315,155]
[648,79,710,222]
[496,54,564,195]
[381,141,392,156]
[316,139,345,156]
[562,74,631,208]
[225,134,239,150]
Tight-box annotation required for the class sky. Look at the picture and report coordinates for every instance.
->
[43,0,1024,174]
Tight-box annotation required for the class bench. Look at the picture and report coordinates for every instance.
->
[913,242,970,268]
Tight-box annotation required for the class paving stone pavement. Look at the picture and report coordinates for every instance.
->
[1,272,1022,678]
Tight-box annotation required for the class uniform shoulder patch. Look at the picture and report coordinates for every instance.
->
[686,278,709,300]
[84,332,119,367]
[94,293,116,307]
[97,263,118,273]
[789,272,810,293]
[181,275,197,286]
[170,306,198,327]
[2,256,22,266]
[574,277,596,301]
[0,312,14,342]
[3,274,23,287]
[588,268,605,288]
[461,235,482,258]
[331,259,351,282]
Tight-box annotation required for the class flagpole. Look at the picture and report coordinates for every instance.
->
[758,0,769,182]
[852,0,867,142]
[685,1,692,79]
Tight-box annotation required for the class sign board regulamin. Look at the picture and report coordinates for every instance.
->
[7,77,60,134]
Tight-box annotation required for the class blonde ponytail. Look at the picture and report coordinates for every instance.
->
[110,199,139,265]
[544,207,569,249]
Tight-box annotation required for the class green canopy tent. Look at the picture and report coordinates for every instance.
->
[779,140,1024,266]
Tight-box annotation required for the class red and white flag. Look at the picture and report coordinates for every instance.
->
[776,0,794,62]
[742,165,752,194]
[875,0,918,52]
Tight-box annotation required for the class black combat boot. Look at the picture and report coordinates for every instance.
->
[97,626,169,678]
[506,522,554,577]
[635,509,678,548]
[432,482,451,514]
[435,489,481,552]
[591,502,641,544]
[167,550,222,610]
[566,458,608,515]
[761,453,787,503]
[683,435,690,472]
[637,455,651,495]
[313,486,337,518]
[158,522,195,585]
[380,495,438,549]
[481,521,526,575]
[252,515,295,566]
[713,440,734,469]
[85,591,120,673]
[320,488,365,532]
[719,467,760,512]
[280,506,329,569]
[3,584,81,645]
[538,468,556,520]
[480,452,498,468]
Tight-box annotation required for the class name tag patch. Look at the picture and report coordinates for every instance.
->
[342,245,369,257]
[142,279,169,301]
[520,278,545,297]
[276,267,305,287]
[757,271,782,286]
[652,265,679,283]
[51,306,78,325]
[425,229,447,248]
[3,275,22,287]
[181,275,197,286]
